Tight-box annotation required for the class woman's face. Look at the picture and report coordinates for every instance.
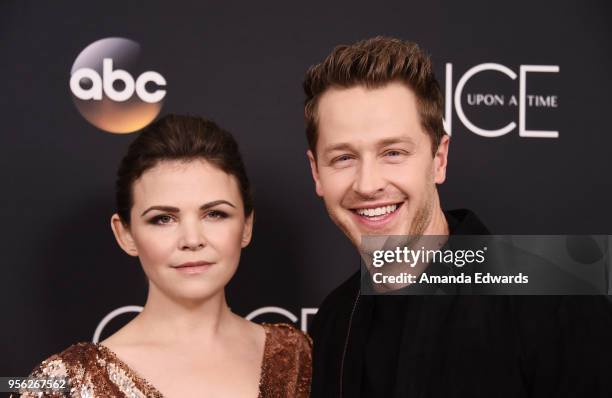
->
[112,159,253,302]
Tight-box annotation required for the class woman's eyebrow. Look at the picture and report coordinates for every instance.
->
[200,200,236,210]
[141,200,236,216]
[141,205,179,216]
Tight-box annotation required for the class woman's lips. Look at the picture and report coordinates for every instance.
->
[172,261,213,274]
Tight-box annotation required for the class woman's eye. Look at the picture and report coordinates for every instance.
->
[206,210,228,220]
[151,215,175,225]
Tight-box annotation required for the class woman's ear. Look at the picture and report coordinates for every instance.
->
[110,213,139,257]
[241,212,254,248]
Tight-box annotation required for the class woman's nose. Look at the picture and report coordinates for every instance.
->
[178,220,207,250]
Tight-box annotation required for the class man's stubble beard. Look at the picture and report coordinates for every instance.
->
[408,181,436,236]
[324,179,438,250]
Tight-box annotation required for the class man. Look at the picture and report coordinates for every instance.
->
[303,37,612,397]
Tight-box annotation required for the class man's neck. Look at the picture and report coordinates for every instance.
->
[423,194,449,236]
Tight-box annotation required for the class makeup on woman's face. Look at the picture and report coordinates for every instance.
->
[127,159,252,302]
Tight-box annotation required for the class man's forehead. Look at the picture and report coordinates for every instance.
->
[316,83,423,148]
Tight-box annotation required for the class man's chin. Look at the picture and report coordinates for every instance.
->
[349,220,409,239]
[346,224,409,251]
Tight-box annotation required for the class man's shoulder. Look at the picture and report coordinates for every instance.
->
[507,295,612,323]
[445,208,490,235]
[319,271,361,310]
[311,271,361,335]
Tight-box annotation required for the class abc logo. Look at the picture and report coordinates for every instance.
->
[70,59,165,103]
[69,37,166,134]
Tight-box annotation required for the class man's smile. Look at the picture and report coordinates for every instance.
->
[348,201,404,229]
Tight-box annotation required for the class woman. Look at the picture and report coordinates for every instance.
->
[22,115,311,397]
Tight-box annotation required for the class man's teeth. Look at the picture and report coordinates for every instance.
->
[356,204,398,217]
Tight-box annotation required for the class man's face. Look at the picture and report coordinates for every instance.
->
[308,81,449,249]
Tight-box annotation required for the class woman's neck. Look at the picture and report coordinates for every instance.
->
[129,283,237,346]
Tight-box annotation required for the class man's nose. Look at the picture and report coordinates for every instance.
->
[353,158,386,197]
[178,219,207,250]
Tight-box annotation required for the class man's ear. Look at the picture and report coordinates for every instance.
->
[110,214,139,257]
[307,150,324,197]
[434,135,450,184]
[241,212,254,248]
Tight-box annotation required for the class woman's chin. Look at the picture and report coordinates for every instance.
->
[156,284,226,305]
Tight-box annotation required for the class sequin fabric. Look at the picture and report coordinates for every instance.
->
[20,323,311,397]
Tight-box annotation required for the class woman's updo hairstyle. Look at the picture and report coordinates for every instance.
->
[115,114,253,225]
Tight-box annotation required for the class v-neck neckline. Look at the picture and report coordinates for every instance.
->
[96,323,270,398]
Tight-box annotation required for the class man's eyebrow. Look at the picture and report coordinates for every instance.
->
[140,200,236,216]
[322,143,355,154]
[322,136,417,154]
[377,136,417,147]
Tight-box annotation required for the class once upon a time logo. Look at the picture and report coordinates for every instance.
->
[442,63,560,138]
[466,93,557,107]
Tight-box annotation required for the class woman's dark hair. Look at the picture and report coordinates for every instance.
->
[116,114,253,225]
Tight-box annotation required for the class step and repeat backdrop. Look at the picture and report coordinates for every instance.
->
[2,0,611,375]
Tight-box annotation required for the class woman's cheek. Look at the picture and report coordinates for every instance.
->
[207,221,245,254]
[135,228,177,266]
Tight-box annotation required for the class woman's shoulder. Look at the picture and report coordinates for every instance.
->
[29,342,99,376]
[25,342,163,398]
[22,342,100,397]
[262,322,312,352]
[259,323,312,397]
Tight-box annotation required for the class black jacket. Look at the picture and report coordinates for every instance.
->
[310,209,612,397]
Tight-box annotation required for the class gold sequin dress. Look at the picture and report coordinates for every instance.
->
[21,323,311,398]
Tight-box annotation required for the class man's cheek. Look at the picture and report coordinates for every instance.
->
[390,172,427,195]
[320,181,346,207]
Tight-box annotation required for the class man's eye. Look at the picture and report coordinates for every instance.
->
[385,150,402,157]
[333,154,353,163]
[206,210,228,220]
[150,215,175,225]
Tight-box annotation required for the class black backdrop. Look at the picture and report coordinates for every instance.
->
[2,0,611,376]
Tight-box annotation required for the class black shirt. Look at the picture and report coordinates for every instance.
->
[310,209,612,397]
[362,209,489,396]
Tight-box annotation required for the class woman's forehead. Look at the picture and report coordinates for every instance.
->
[132,160,240,207]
